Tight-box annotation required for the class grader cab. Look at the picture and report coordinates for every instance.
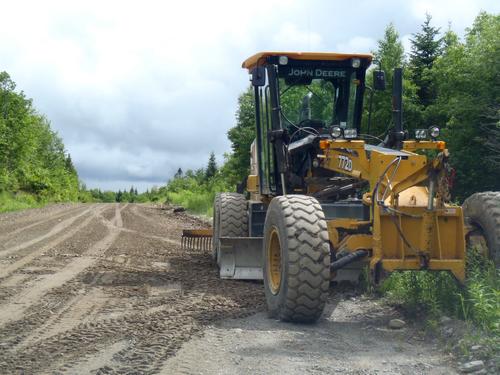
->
[182,51,499,323]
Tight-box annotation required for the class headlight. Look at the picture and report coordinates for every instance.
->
[278,56,288,65]
[351,58,361,68]
[415,129,427,140]
[331,126,342,138]
[429,126,440,139]
[344,128,357,139]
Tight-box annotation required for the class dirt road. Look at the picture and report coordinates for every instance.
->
[0,203,457,374]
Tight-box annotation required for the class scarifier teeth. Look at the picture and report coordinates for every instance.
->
[181,229,213,251]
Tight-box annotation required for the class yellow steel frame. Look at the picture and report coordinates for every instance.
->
[319,139,466,282]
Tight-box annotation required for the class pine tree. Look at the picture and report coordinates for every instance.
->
[174,167,183,178]
[65,154,76,174]
[409,14,443,108]
[205,152,217,179]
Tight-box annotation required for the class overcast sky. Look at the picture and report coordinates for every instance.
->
[1,0,499,191]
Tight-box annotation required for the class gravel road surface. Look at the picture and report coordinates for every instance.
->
[0,203,457,374]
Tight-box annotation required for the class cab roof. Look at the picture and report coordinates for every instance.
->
[242,51,373,70]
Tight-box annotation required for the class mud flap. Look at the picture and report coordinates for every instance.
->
[219,237,263,280]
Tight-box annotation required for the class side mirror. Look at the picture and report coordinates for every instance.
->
[250,67,266,87]
[373,70,386,91]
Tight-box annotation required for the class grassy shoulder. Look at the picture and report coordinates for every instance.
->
[0,192,46,213]
[380,248,499,363]
[145,173,234,218]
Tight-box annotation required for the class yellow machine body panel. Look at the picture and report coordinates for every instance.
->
[242,51,373,69]
[319,139,466,282]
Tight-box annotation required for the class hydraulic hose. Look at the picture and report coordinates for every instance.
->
[330,249,368,271]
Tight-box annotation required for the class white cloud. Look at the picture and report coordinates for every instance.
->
[336,36,377,54]
[401,34,413,55]
[409,0,500,33]
[272,22,324,50]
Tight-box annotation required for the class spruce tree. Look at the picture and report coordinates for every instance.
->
[65,154,76,174]
[409,14,443,108]
[174,168,183,178]
[205,152,217,179]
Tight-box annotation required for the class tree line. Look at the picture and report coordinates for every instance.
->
[0,72,79,206]
[0,72,148,207]
[1,12,497,211]
[366,12,499,200]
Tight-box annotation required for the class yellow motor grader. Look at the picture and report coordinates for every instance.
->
[182,51,500,323]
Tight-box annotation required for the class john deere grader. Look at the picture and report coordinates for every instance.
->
[182,51,500,323]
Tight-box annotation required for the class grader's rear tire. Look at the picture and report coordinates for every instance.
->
[463,191,500,266]
[212,193,248,266]
[263,195,330,323]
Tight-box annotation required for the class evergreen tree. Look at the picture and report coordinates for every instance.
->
[409,14,443,109]
[429,12,500,199]
[221,87,255,185]
[174,167,183,178]
[65,154,76,174]
[365,24,406,136]
[205,152,217,179]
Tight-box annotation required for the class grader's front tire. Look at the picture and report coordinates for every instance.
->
[263,195,330,323]
[212,194,221,261]
[463,191,500,266]
[212,193,248,266]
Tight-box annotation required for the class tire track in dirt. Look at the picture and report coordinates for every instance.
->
[0,204,264,375]
[58,340,129,375]
[119,227,180,246]
[0,204,80,233]
[48,292,258,375]
[100,203,180,246]
[0,204,124,328]
[129,204,185,234]
[12,205,130,346]
[0,206,100,282]
[13,286,109,350]
[0,205,95,258]
[0,205,85,245]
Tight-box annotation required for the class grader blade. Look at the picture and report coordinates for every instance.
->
[181,229,212,251]
[218,237,263,280]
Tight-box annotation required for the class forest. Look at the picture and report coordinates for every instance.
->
[0,72,80,211]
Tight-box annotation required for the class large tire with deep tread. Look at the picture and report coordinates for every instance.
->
[212,194,221,261]
[463,191,500,266]
[212,193,248,266]
[263,195,330,323]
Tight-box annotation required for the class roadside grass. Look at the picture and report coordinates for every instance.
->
[157,175,233,218]
[165,190,215,217]
[0,191,44,213]
[380,247,499,351]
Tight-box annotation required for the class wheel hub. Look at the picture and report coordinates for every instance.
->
[267,227,282,294]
